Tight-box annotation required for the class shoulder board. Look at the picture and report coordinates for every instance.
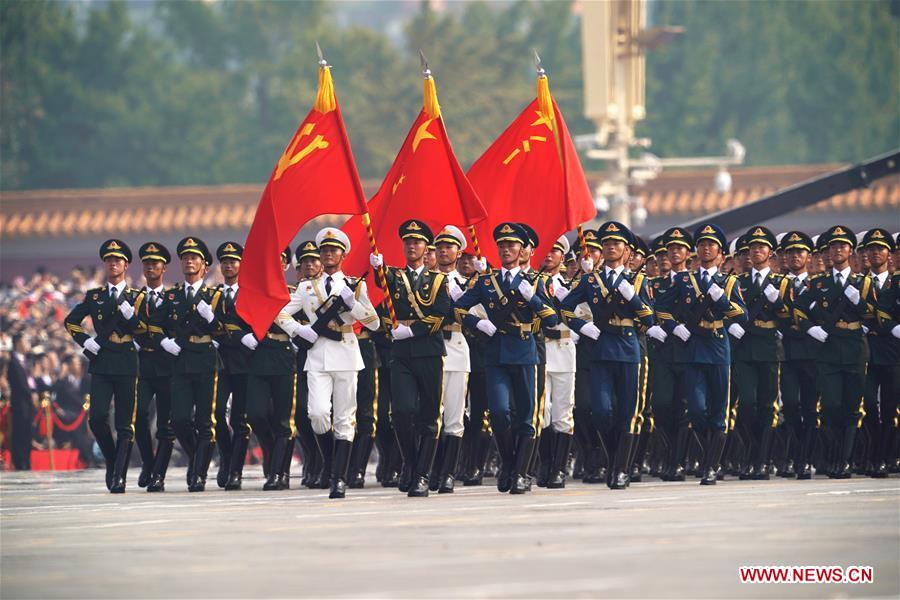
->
[427,269,440,276]
[287,283,298,293]
[87,286,104,294]
[810,273,825,280]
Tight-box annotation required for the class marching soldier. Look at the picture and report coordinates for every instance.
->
[776,231,820,479]
[539,235,578,488]
[65,239,145,493]
[134,242,173,489]
[349,275,380,490]
[454,222,558,494]
[861,228,898,477]
[278,228,379,498]
[658,224,747,485]
[794,226,876,478]
[158,237,222,492]
[211,242,255,490]
[729,226,790,480]
[560,221,654,489]
[370,220,453,497]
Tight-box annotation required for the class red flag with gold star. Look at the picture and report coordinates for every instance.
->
[341,74,486,305]
[237,66,368,338]
[467,74,595,268]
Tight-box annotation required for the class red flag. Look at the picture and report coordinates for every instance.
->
[468,75,595,268]
[237,67,368,338]
[342,75,487,306]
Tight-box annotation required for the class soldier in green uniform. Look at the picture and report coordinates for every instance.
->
[729,226,790,479]
[369,220,452,497]
[157,237,222,492]
[861,229,898,477]
[65,239,145,493]
[794,226,877,478]
[134,242,173,489]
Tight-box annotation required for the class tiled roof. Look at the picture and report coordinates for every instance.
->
[2,165,897,239]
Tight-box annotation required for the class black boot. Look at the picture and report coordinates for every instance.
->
[494,430,516,493]
[225,436,248,491]
[510,436,536,494]
[547,433,574,489]
[871,422,894,478]
[303,435,324,489]
[279,437,294,490]
[216,443,231,489]
[409,436,439,497]
[109,439,133,494]
[629,429,650,483]
[348,434,374,489]
[661,426,689,481]
[438,435,462,493]
[796,426,817,480]
[536,429,555,488]
[330,439,353,499]
[394,423,418,493]
[700,431,727,485]
[146,439,173,492]
[582,433,609,484]
[833,425,856,479]
[463,431,491,486]
[752,427,774,480]
[314,432,334,490]
[187,440,214,492]
[609,433,635,490]
[263,437,288,491]
[429,437,447,492]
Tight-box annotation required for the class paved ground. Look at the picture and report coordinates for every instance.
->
[1,468,898,599]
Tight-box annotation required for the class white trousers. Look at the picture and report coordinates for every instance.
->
[441,371,468,437]
[307,370,358,441]
[543,370,575,434]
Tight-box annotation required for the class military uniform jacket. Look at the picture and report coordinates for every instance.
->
[560,268,654,364]
[441,269,470,373]
[275,273,378,372]
[658,269,747,365]
[65,285,145,376]
[215,285,253,376]
[544,272,576,374]
[454,268,558,367]
[731,270,789,362]
[383,266,452,359]
[160,282,222,374]
[869,271,899,366]
[777,273,820,362]
[135,286,174,378]
[793,269,875,365]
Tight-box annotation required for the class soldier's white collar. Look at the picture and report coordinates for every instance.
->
[699,266,718,278]
[604,264,625,278]
[107,280,126,296]
[184,279,203,295]
[223,283,239,293]
[406,265,425,277]
[751,267,770,280]
[832,266,851,281]
[500,266,521,279]
[869,270,888,285]
[788,272,808,282]
[144,284,164,295]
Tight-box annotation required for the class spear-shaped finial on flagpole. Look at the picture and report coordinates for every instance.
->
[533,48,546,77]
[419,49,432,78]
[316,41,328,68]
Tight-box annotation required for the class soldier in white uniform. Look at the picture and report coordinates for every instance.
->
[433,226,472,493]
[539,235,579,487]
[275,227,379,498]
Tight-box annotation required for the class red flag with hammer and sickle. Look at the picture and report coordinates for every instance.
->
[238,66,368,338]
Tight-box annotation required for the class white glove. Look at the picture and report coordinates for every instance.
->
[553,285,570,302]
[517,280,534,301]
[708,283,724,302]
[843,284,860,305]
[763,284,779,303]
[296,325,319,344]
[197,300,214,323]
[118,301,134,320]
[83,337,101,355]
[892,324,900,339]
[160,337,181,356]
[728,323,746,340]
[580,258,594,273]
[369,253,384,269]
[775,330,783,340]
[473,258,487,274]
[448,279,465,302]
[673,324,691,342]
[579,322,601,340]
[133,340,141,351]
[476,319,497,337]
[806,325,828,343]
[647,325,667,342]
[391,324,413,340]
[617,279,635,301]
[862,325,869,335]
[569,330,580,343]
[339,285,356,308]
[241,333,259,350]
[212,340,219,349]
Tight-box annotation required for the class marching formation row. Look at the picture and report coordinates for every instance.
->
[65,220,900,496]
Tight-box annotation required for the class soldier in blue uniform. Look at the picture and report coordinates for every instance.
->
[453,222,558,494]
[658,224,747,485]
[65,240,146,493]
[134,242,173,490]
[560,221,655,489]
[729,226,790,480]
[793,226,877,478]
